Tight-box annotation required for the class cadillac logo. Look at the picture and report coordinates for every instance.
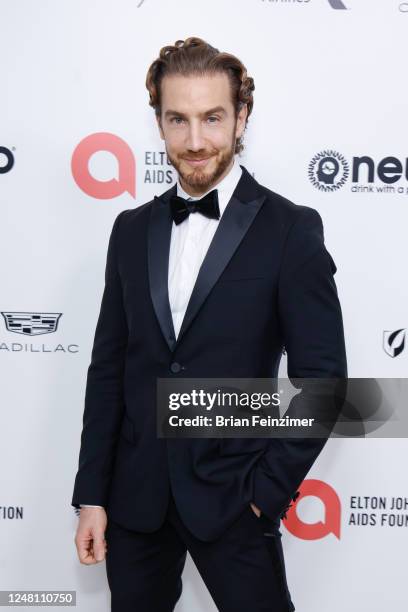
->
[1,311,62,336]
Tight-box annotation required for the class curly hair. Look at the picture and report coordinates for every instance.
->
[145,37,255,154]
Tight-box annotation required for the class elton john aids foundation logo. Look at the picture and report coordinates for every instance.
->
[308,150,349,192]
[71,133,136,199]
[283,479,341,540]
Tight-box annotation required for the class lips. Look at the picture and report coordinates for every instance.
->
[183,156,213,168]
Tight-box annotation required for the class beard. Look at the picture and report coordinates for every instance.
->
[166,130,236,194]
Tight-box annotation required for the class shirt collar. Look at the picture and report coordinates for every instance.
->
[176,157,242,217]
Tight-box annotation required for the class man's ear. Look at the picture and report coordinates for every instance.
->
[156,114,165,140]
[236,103,248,140]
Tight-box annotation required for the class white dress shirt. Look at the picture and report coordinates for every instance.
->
[168,157,242,339]
[80,158,243,509]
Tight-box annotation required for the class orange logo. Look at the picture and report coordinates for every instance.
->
[284,479,341,540]
[71,132,135,199]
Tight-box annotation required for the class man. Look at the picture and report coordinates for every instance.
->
[72,37,347,612]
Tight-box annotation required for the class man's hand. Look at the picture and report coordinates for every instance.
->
[250,501,261,518]
[75,507,107,564]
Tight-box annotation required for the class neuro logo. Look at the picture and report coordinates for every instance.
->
[1,312,62,336]
[0,146,15,174]
[71,132,136,199]
[383,328,406,358]
[308,149,349,192]
[283,479,341,540]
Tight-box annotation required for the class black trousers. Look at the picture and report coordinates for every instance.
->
[105,490,296,612]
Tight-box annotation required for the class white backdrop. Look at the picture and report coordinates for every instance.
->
[1,1,407,610]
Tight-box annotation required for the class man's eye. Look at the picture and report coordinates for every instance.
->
[207,116,219,123]
[170,117,184,124]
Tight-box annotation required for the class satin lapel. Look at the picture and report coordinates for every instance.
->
[147,183,177,352]
[175,188,266,346]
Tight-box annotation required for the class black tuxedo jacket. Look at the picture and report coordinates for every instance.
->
[71,164,347,541]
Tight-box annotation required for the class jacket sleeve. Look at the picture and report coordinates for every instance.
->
[252,206,347,521]
[71,210,128,509]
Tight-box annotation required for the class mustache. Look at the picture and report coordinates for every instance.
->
[180,153,217,160]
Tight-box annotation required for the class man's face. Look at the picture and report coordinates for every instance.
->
[156,72,247,196]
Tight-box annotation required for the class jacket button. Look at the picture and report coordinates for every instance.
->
[170,362,181,373]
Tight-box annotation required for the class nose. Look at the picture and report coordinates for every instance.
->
[185,120,206,152]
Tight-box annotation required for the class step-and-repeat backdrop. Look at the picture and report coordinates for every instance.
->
[1,1,407,610]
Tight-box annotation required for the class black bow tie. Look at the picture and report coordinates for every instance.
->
[170,189,220,226]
